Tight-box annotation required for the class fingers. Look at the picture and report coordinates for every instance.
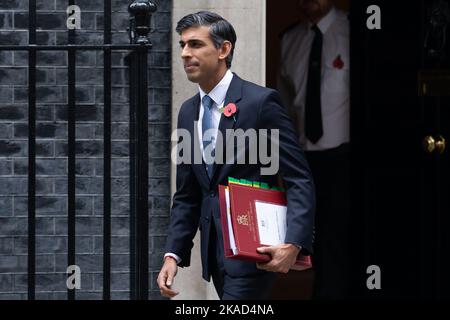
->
[257,246,274,255]
[256,245,292,273]
[158,274,179,298]
[160,285,179,298]
[256,246,275,271]
[256,261,270,271]
[166,272,174,287]
[256,260,277,272]
[257,261,290,273]
[157,268,179,298]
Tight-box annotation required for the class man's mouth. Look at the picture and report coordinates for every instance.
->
[184,63,199,71]
[184,63,198,68]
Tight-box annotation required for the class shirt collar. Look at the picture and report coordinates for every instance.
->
[199,69,234,107]
[311,6,337,34]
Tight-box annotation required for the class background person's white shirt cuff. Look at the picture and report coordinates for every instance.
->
[164,253,181,264]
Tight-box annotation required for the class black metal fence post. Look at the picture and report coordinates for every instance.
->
[128,0,157,301]
[67,0,77,301]
[103,0,112,301]
[27,0,37,300]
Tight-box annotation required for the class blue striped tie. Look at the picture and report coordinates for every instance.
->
[202,95,215,178]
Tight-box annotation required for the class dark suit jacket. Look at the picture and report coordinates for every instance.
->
[165,74,315,281]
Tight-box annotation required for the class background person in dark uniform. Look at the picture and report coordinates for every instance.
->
[278,0,351,299]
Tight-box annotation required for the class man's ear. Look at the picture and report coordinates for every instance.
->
[218,40,232,61]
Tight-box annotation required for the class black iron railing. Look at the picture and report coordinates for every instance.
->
[0,0,157,300]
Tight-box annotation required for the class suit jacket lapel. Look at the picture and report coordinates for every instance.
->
[210,74,243,184]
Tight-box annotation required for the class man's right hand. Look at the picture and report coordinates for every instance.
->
[157,256,179,298]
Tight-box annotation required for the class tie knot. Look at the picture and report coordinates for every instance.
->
[202,95,215,110]
[311,24,321,35]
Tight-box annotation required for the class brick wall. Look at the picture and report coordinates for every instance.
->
[0,0,171,300]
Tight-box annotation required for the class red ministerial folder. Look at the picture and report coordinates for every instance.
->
[218,183,312,271]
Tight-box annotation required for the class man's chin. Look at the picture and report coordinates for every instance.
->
[185,73,200,83]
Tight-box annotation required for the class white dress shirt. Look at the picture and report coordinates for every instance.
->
[278,7,350,151]
[197,69,234,158]
[164,70,234,264]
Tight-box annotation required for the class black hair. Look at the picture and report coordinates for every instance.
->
[176,11,237,68]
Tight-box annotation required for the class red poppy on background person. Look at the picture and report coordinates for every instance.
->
[333,54,344,69]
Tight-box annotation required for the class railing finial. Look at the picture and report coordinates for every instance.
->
[128,0,157,44]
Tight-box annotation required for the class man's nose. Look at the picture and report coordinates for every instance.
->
[181,45,191,58]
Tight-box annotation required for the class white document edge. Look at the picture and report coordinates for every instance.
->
[254,201,287,246]
[225,188,238,255]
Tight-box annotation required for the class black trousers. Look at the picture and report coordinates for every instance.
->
[208,216,276,300]
[306,143,351,299]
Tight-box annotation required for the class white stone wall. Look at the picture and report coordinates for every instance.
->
[171,0,266,300]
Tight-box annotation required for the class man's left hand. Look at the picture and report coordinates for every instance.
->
[256,243,300,273]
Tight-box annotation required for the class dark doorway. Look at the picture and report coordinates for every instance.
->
[267,0,450,299]
[351,0,450,299]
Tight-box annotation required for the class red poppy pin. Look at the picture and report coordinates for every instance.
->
[221,103,238,122]
[333,54,344,69]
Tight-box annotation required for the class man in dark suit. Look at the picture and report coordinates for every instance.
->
[157,11,315,300]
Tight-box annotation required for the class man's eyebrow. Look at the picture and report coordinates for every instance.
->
[179,39,205,45]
